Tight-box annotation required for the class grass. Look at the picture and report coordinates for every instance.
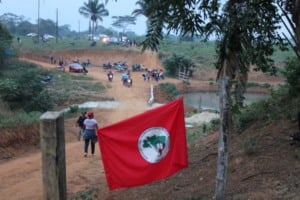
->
[0,110,42,128]
[12,35,293,73]
[12,36,124,52]
[158,40,217,69]
[69,188,99,200]
[0,59,105,128]
[234,84,300,133]
[186,118,220,142]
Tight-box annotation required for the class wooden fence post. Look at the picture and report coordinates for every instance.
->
[215,76,231,199]
[40,111,67,200]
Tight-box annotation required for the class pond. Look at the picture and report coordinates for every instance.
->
[182,92,268,111]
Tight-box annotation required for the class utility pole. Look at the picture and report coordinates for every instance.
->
[37,0,40,43]
[56,8,58,43]
[78,20,80,39]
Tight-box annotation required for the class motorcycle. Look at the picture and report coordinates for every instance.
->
[108,73,113,81]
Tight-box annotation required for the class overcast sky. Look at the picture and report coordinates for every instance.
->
[0,0,147,35]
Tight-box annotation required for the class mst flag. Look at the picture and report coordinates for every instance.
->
[98,97,188,190]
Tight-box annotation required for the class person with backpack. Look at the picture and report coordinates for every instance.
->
[76,112,86,141]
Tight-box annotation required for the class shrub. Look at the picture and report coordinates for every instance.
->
[162,53,196,77]
[69,105,79,113]
[243,136,260,155]
[0,23,13,65]
[281,57,300,97]
[158,82,179,100]
[25,90,54,112]
[69,187,99,200]
[0,65,53,112]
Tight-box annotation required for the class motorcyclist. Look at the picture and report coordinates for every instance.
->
[107,70,113,81]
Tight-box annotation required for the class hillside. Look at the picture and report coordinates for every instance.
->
[0,49,299,199]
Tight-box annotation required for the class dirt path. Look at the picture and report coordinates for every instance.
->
[0,51,286,199]
[0,56,177,199]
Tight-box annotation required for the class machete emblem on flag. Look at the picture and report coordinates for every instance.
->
[138,127,170,163]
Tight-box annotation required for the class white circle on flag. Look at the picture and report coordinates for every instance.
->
[138,127,170,163]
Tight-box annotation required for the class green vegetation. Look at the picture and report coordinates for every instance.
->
[0,61,54,112]
[157,39,292,76]
[0,59,105,128]
[234,84,300,133]
[186,118,220,142]
[0,110,41,128]
[79,0,109,38]
[12,36,123,52]
[158,82,179,100]
[0,23,13,64]
[281,57,300,97]
[162,53,196,77]
[69,187,99,200]
[158,40,217,70]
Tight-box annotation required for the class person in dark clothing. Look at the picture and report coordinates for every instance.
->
[76,112,86,141]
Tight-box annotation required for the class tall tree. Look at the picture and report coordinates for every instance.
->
[0,23,12,64]
[79,0,109,38]
[39,19,56,36]
[132,0,154,19]
[111,15,136,38]
[0,13,26,35]
[277,0,300,59]
[131,0,287,199]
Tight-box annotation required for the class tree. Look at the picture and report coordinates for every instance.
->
[39,19,56,36]
[0,13,26,35]
[277,0,300,59]
[0,23,13,65]
[132,0,288,199]
[162,54,195,77]
[17,21,35,35]
[79,0,109,38]
[111,15,136,36]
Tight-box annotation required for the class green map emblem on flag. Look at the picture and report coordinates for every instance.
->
[138,127,170,163]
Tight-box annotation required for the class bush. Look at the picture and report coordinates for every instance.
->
[281,57,300,97]
[69,105,79,113]
[25,90,54,112]
[0,23,13,65]
[235,84,299,131]
[162,54,196,77]
[0,62,53,112]
[158,82,179,100]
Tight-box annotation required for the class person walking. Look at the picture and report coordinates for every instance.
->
[83,111,98,157]
[76,111,86,141]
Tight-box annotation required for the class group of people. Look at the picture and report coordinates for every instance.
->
[76,111,98,157]
[49,55,67,72]
[142,69,164,82]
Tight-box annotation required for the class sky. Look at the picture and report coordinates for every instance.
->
[0,0,147,35]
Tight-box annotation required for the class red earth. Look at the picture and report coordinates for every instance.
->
[0,49,299,200]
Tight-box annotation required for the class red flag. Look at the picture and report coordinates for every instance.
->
[97,97,188,190]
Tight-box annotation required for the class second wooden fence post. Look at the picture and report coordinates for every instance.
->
[40,111,67,200]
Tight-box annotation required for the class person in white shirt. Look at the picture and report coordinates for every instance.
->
[83,112,98,157]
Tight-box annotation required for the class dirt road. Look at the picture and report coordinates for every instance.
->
[0,49,287,199]
[0,54,177,199]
